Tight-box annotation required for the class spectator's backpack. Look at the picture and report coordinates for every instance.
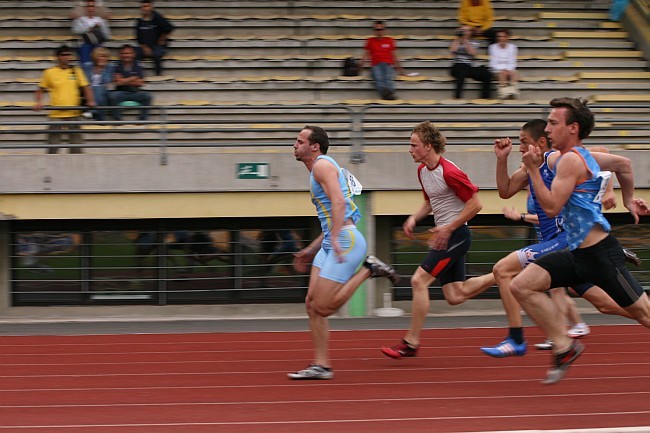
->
[342,57,360,76]
[83,26,108,46]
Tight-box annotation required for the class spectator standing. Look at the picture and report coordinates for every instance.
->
[34,45,95,154]
[458,0,496,46]
[109,44,153,121]
[360,20,405,100]
[489,29,519,99]
[82,47,114,120]
[449,26,492,99]
[135,0,174,76]
[71,0,111,66]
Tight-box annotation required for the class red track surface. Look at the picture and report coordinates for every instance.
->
[0,325,649,433]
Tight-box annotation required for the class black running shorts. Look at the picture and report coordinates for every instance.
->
[533,235,644,308]
[420,225,471,285]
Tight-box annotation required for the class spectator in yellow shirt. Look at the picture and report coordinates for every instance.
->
[458,0,496,46]
[34,45,95,154]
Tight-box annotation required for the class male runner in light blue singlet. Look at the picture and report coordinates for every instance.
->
[514,97,650,384]
[288,125,399,380]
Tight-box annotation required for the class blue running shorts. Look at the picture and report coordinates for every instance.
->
[314,225,367,283]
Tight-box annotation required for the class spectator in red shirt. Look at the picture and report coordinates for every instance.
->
[360,21,405,100]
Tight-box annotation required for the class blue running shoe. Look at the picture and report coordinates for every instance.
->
[480,337,527,358]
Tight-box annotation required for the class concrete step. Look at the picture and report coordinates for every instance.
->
[4,73,649,93]
[0,38,637,58]
[2,74,649,103]
[2,98,645,149]
[0,0,612,18]
[0,15,621,38]
[4,103,646,123]
[3,126,646,151]
[2,57,645,80]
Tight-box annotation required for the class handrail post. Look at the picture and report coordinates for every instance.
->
[159,106,168,165]
[349,106,366,164]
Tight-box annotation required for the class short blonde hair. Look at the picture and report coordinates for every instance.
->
[91,46,110,62]
[412,121,446,154]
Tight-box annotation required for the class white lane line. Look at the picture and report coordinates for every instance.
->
[0,375,649,392]
[0,412,648,429]
[0,328,645,348]
[0,322,640,338]
[0,361,649,378]
[1,342,648,357]
[0,390,649,408]
[476,429,650,433]
[1,350,649,366]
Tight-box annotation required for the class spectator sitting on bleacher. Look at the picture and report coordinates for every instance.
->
[458,0,496,47]
[449,26,492,99]
[34,45,96,154]
[82,47,114,120]
[70,0,111,19]
[488,29,519,99]
[109,44,153,121]
[71,0,111,66]
[135,0,174,76]
[360,20,405,100]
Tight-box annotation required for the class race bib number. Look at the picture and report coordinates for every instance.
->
[343,168,363,195]
[593,171,612,204]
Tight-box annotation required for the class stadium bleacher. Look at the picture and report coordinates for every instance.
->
[1,0,648,105]
[1,0,648,154]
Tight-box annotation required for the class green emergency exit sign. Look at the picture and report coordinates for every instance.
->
[237,162,269,179]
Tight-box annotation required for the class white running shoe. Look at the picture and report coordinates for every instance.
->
[535,338,553,350]
[287,364,334,380]
[567,323,590,339]
[542,340,585,385]
[363,255,400,284]
[623,248,641,266]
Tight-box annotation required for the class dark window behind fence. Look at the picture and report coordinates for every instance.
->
[11,219,312,306]
[9,216,649,306]
[390,215,650,302]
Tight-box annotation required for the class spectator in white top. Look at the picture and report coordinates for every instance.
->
[70,0,111,20]
[489,29,519,99]
[72,0,111,66]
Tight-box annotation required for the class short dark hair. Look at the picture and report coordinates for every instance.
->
[522,119,548,142]
[120,44,135,52]
[304,125,330,155]
[141,0,153,4]
[549,97,595,140]
[55,45,72,56]
[496,28,510,37]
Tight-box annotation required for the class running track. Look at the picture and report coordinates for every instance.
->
[0,324,649,432]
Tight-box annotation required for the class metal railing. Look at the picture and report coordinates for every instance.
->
[10,221,649,307]
[1,103,648,163]
[11,227,312,306]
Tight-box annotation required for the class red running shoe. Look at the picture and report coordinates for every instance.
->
[381,339,419,359]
